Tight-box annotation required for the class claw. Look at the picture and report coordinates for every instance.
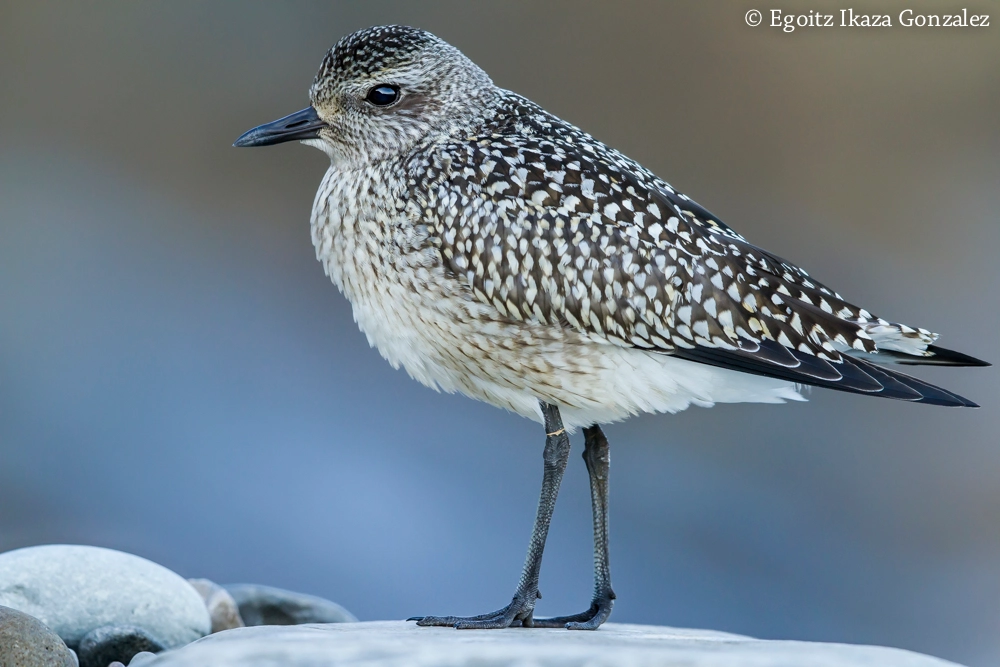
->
[532,593,614,630]
[412,589,540,630]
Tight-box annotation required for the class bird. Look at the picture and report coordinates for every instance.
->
[234,24,988,630]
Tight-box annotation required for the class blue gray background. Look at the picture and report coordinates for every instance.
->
[1,2,997,665]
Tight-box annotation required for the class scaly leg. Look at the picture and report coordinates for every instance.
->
[533,424,615,630]
[410,402,571,629]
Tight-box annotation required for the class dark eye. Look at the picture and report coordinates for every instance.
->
[366,85,399,106]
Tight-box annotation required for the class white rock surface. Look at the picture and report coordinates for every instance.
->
[143,620,963,667]
[0,545,210,649]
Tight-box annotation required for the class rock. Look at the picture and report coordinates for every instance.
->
[0,545,210,649]
[0,605,77,667]
[77,625,166,667]
[109,652,156,667]
[137,621,964,667]
[223,584,356,626]
[187,579,244,633]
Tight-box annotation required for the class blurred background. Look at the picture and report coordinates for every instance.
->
[1,1,997,664]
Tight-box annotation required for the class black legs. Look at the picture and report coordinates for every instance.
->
[412,402,571,629]
[509,401,573,621]
[533,424,615,629]
[411,404,613,630]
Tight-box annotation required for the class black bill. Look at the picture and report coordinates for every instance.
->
[233,107,326,147]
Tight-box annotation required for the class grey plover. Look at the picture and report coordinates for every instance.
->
[235,25,987,630]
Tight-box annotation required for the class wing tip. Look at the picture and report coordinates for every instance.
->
[914,394,979,408]
[671,343,982,408]
[854,358,980,408]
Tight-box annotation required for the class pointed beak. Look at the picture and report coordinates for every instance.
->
[233,106,326,147]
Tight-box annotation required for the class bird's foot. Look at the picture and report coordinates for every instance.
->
[532,589,615,630]
[408,589,540,629]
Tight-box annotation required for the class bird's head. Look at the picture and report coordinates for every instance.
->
[234,25,496,166]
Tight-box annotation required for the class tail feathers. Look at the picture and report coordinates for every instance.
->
[860,321,988,367]
[886,344,991,367]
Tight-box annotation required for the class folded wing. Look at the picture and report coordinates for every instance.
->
[420,107,985,407]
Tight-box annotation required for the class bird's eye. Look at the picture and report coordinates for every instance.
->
[366,85,399,106]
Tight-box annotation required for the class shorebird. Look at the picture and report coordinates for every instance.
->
[234,25,987,630]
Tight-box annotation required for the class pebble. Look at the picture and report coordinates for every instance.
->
[0,604,77,667]
[77,625,165,667]
[223,583,356,626]
[108,651,157,667]
[188,579,244,633]
[0,545,210,649]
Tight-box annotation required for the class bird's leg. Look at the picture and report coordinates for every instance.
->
[411,402,571,629]
[533,424,615,630]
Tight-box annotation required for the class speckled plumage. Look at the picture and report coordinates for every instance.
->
[296,25,981,428]
[236,22,986,632]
